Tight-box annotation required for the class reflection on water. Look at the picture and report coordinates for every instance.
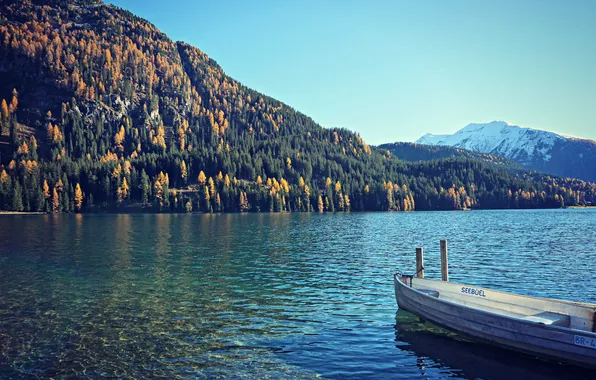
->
[394,310,589,380]
[0,210,595,378]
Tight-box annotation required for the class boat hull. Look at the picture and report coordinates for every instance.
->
[394,275,596,369]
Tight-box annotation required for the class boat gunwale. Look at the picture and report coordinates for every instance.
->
[393,273,596,336]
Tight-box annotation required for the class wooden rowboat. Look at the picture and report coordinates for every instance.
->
[394,273,596,368]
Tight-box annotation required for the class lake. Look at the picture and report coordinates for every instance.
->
[0,210,595,379]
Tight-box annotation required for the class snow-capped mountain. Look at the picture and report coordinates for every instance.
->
[416,121,596,182]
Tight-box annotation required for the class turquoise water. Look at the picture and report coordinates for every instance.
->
[0,210,595,379]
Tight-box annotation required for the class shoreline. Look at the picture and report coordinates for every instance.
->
[0,211,46,215]
[0,207,589,215]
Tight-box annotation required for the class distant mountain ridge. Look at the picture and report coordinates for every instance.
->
[416,121,596,182]
[377,142,524,171]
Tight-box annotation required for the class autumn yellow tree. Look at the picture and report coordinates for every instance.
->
[17,142,29,155]
[180,160,187,179]
[46,122,54,142]
[117,177,129,203]
[302,184,311,211]
[0,99,8,119]
[239,191,249,212]
[52,188,60,213]
[74,183,83,211]
[0,170,9,186]
[52,125,63,144]
[152,125,166,149]
[208,177,216,198]
[203,185,211,212]
[114,125,125,149]
[280,178,290,193]
[43,179,50,199]
[318,195,324,212]
[9,88,18,113]
[0,99,8,134]
[198,171,206,185]
[123,160,132,176]
[153,172,169,208]
[112,163,122,179]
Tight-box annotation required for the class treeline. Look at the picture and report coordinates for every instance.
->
[0,0,595,213]
[378,142,522,170]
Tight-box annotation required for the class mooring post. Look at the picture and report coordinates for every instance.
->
[440,240,449,281]
[415,247,424,278]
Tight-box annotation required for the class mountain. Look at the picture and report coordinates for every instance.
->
[376,142,524,171]
[417,121,596,182]
[0,0,594,213]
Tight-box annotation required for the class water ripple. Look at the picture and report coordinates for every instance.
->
[0,210,594,379]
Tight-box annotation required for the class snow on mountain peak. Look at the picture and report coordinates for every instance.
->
[415,121,568,164]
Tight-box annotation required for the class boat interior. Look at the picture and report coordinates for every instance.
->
[398,275,596,333]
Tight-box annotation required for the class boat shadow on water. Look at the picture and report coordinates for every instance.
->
[394,310,592,380]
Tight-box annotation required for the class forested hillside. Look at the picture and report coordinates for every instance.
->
[377,142,523,170]
[0,0,594,212]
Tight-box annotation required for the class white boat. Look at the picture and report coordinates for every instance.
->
[394,273,596,368]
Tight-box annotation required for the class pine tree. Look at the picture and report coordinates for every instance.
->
[140,170,150,205]
[10,181,23,211]
[9,116,18,146]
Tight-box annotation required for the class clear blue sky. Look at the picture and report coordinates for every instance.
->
[107,0,596,144]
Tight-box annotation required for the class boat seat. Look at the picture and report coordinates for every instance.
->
[521,311,570,327]
[417,288,440,298]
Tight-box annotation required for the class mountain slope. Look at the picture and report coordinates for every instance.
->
[0,0,594,212]
[417,121,596,182]
[377,142,524,171]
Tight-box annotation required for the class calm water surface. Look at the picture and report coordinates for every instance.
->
[0,210,595,379]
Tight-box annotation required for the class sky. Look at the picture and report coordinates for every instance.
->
[107,0,596,145]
